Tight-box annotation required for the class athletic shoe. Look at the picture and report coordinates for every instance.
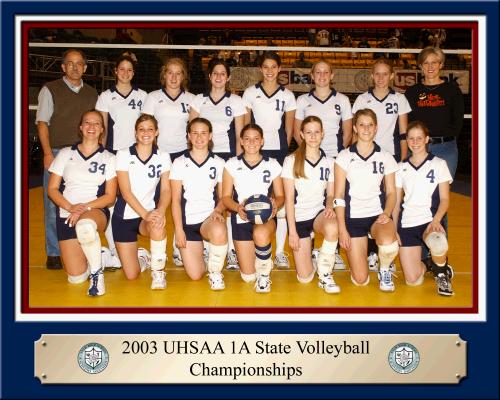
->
[334,252,347,271]
[255,274,271,293]
[226,249,239,270]
[88,268,105,296]
[274,252,290,269]
[318,273,341,294]
[378,269,395,292]
[435,273,454,296]
[172,251,183,267]
[138,248,151,272]
[208,272,225,291]
[368,251,379,272]
[151,270,166,290]
[101,247,122,271]
[46,255,63,270]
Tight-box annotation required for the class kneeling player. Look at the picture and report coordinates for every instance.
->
[113,115,171,290]
[222,123,284,293]
[47,110,117,296]
[283,116,340,293]
[393,121,454,295]
[170,118,228,290]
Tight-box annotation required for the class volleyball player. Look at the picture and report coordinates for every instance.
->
[334,109,399,292]
[96,55,148,269]
[242,51,296,269]
[283,116,340,293]
[112,114,171,290]
[189,58,246,270]
[47,110,117,296]
[170,118,228,290]
[352,58,411,272]
[222,123,284,293]
[142,58,195,267]
[294,59,352,271]
[393,121,454,295]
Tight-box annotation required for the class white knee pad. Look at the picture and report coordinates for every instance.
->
[150,238,167,271]
[276,205,286,219]
[75,219,98,245]
[67,268,89,284]
[240,272,256,283]
[207,243,228,273]
[351,274,370,286]
[406,271,425,286]
[378,241,399,270]
[297,271,315,284]
[424,232,448,257]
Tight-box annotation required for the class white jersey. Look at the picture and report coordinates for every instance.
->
[352,89,411,155]
[170,152,225,225]
[225,155,282,224]
[190,91,246,154]
[95,85,148,151]
[281,151,334,222]
[142,88,195,153]
[336,144,398,219]
[115,145,172,220]
[49,144,116,218]
[295,90,352,158]
[396,154,452,228]
[242,83,297,151]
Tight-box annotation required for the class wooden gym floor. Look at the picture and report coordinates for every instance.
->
[27,187,474,310]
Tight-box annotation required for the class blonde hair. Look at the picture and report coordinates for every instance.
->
[353,108,377,126]
[418,46,445,66]
[160,58,189,89]
[310,59,333,88]
[293,116,323,179]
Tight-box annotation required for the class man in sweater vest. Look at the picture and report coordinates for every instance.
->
[36,49,98,269]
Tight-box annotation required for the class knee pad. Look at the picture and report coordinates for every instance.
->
[240,272,256,283]
[67,268,89,284]
[75,219,98,245]
[150,239,167,271]
[351,274,370,286]
[276,205,286,219]
[207,243,228,273]
[406,271,425,286]
[424,232,448,257]
[378,241,399,269]
[297,271,315,284]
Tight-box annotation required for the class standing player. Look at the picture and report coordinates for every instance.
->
[142,58,195,267]
[393,121,454,295]
[222,124,284,293]
[47,110,116,296]
[352,58,411,272]
[283,116,340,293]
[170,118,228,290]
[113,115,171,290]
[294,59,352,270]
[96,54,148,268]
[242,51,296,269]
[189,58,246,270]
[334,109,399,292]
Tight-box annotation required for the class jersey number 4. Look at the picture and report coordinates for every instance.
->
[88,162,106,175]
[426,169,435,183]
[128,99,143,110]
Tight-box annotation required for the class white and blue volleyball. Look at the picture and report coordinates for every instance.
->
[244,194,273,225]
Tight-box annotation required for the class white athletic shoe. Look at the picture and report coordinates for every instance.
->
[274,252,290,269]
[368,251,379,272]
[334,252,347,271]
[255,274,272,293]
[208,272,225,291]
[138,248,151,272]
[318,273,341,294]
[172,251,183,267]
[435,273,454,296]
[378,269,395,292]
[88,268,105,296]
[226,249,239,270]
[151,270,166,290]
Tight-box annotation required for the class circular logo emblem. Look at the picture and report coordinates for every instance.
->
[388,342,420,374]
[77,343,109,374]
[354,70,372,92]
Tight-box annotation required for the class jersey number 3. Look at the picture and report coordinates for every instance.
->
[88,162,106,175]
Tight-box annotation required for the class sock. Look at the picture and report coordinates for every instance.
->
[275,218,287,254]
[150,238,167,271]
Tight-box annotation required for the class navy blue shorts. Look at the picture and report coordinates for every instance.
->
[398,223,428,247]
[184,222,203,241]
[231,213,277,241]
[346,215,379,238]
[295,211,323,239]
[56,208,110,241]
[262,149,288,166]
[112,214,142,243]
